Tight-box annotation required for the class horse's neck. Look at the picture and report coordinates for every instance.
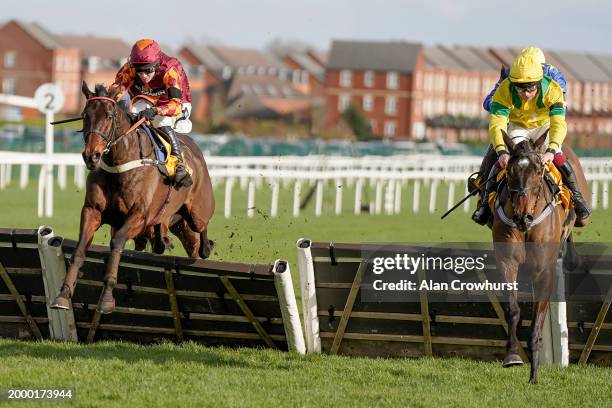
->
[106,115,151,165]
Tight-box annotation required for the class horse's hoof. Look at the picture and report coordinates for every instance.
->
[199,239,215,259]
[96,299,115,315]
[50,296,70,310]
[502,354,524,367]
[134,236,148,251]
[529,376,538,385]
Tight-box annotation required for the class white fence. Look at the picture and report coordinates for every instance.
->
[0,152,611,218]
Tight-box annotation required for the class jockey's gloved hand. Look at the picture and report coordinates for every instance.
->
[137,108,156,121]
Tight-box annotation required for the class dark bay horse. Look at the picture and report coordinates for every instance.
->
[51,82,215,314]
[493,130,589,384]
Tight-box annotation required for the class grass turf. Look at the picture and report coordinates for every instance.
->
[1,178,611,407]
[0,339,611,407]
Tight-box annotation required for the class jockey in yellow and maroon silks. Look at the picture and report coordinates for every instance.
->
[109,39,193,187]
[472,50,591,225]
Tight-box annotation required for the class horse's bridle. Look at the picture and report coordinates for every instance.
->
[83,96,145,154]
[496,152,555,230]
[83,96,119,154]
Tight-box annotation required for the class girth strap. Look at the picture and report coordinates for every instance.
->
[100,158,161,174]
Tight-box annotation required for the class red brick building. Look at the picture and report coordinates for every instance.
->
[0,20,81,117]
[421,45,500,142]
[325,40,425,139]
[55,34,131,108]
[179,44,310,126]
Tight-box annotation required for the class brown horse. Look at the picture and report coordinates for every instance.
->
[51,82,215,314]
[493,130,589,384]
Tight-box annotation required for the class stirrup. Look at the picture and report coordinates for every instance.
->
[472,204,490,225]
[174,165,192,187]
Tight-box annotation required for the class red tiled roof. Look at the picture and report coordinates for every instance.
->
[55,34,130,60]
[210,45,285,69]
[260,98,310,115]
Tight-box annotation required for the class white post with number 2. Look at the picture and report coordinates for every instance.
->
[34,83,64,218]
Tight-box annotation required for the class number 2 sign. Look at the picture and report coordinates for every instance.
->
[34,83,65,114]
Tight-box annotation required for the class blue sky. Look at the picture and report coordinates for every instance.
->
[4,0,611,54]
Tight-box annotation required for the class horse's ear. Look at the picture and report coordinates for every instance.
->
[532,130,548,152]
[501,129,515,154]
[82,81,93,99]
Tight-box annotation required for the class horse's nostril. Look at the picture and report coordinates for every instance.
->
[525,215,534,223]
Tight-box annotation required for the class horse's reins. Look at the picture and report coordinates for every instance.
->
[84,96,146,154]
[495,153,557,230]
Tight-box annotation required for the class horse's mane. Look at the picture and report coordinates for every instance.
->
[94,84,108,97]
[90,83,131,116]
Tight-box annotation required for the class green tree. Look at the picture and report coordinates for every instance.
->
[341,104,373,141]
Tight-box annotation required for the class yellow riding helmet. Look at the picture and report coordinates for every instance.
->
[509,53,543,83]
[519,47,546,65]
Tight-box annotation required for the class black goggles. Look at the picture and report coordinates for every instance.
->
[133,62,159,73]
[513,81,539,90]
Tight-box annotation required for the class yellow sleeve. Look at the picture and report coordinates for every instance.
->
[545,82,567,152]
[488,79,512,153]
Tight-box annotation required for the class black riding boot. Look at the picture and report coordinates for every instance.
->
[472,165,501,225]
[159,126,193,187]
[557,161,591,220]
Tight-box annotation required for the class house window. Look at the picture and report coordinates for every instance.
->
[338,94,351,111]
[266,85,278,96]
[2,78,16,95]
[240,84,251,95]
[4,51,16,68]
[363,94,373,112]
[281,86,293,97]
[384,121,396,137]
[292,70,301,83]
[369,119,377,133]
[364,70,374,87]
[88,56,100,73]
[252,84,263,95]
[385,96,397,115]
[222,66,233,79]
[340,70,352,87]
[386,72,398,89]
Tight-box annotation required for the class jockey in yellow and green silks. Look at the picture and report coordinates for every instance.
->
[472,50,591,225]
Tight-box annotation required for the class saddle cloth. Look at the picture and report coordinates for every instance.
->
[486,164,571,213]
[141,125,191,178]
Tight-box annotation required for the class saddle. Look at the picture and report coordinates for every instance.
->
[140,124,192,179]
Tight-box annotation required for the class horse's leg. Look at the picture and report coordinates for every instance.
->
[181,205,214,259]
[497,254,523,367]
[152,223,171,255]
[51,206,101,309]
[169,217,200,258]
[503,286,524,367]
[199,227,214,259]
[528,266,554,384]
[97,214,145,314]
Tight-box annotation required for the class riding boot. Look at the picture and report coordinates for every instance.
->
[159,126,193,187]
[557,161,591,220]
[472,165,501,225]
